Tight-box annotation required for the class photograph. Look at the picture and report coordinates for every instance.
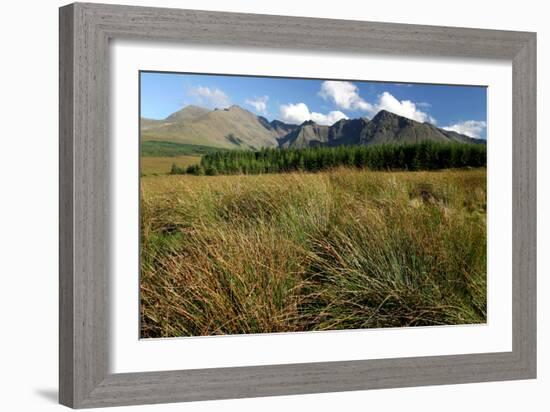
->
[139,71,488,339]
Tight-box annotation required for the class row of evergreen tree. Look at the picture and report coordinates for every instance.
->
[171,142,487,176]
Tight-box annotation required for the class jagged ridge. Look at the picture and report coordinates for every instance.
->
[140,105,484,150]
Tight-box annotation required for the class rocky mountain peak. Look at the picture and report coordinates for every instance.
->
[371,109,399,122]
[142,104,482,151]
[300,120,317,126]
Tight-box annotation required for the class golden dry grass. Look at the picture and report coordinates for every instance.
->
[140,168,487,337]
[140,155,201,176]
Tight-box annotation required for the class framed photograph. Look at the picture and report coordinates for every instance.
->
[59,2,536,408]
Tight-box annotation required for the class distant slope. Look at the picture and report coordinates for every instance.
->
[141,105,287,150]
[359,110,482,145]
[140,118,165,131]
[140,106,210,133]
[279,120,330,148]
[281,110,484,148]
[141,105,483,152]
[270,119,299,138]
[165,105,210,122]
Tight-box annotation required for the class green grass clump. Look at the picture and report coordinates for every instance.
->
[140,168,486,338]
[140,141,231,157]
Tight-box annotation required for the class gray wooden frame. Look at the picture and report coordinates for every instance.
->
[59,2,537,409]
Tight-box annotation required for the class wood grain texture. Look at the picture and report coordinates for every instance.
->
[59,2,537,408]
[59,4,74,406]
[60,3,109,406]
[512,34,537,374]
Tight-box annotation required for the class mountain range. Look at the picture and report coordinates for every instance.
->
[140,104,484,151]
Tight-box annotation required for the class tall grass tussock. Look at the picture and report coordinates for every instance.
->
[140,167,486,337]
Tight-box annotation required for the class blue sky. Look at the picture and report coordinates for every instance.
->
[140,71,487,139]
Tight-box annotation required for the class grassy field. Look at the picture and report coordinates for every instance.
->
[140,168,487,338]
[140,140,231,157]
[140,155,201,176]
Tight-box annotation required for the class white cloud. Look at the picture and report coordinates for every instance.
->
[319,81,373,112]
[442,120,487,138]
[188,86,230,108]
[319,82,435,124]
[279,102,348,126]
[245,95,269,114]
[374,92,436,123]
[311,110,349,126]
[279,103,310,124]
